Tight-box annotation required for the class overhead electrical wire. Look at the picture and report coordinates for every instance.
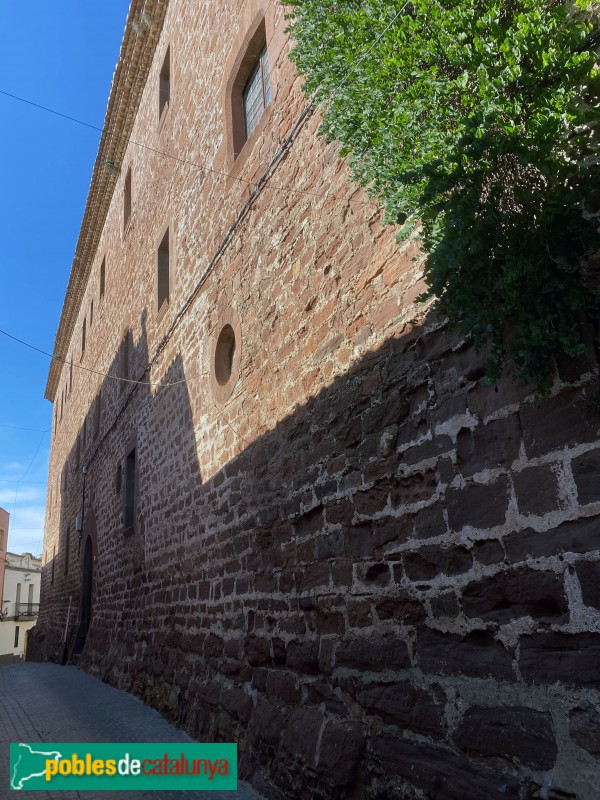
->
[0,327,186,387]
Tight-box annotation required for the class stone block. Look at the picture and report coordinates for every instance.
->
[430,592,460,620]
[391,468,439,507]
[446,477,509,531]
[513,463,560,515]
[404,544,473,581]
[453,706,557,769]
[520,389,600,458]
[418,628,514,681]
[358,680,444,737]
[375,593,426,625]
[353,481,391,515]
[362,562,391,586]
[520,632,600,686]
[504,516,600,563]
[462,569,568,623]
[335,636,411,671]
[402,435,453,466]
[347,600,372,627]
[572,448,600,505]
[576,560,600,610]
[370,735,522,800]
[413,504,447,540]
[472,538,504,565]
[317,720,365,787]
[286,639,320,675]
[456,416,521,476]
[324,499,354,526]
[220,687,253,724]
[569,705,600,756]
[373,515,412,549]
[245,636,271,666]
[281,707,323,763]
[266,670,301,705]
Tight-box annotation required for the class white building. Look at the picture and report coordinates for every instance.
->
[0,551,42,662]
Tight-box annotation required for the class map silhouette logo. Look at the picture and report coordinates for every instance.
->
[10,743,62,790]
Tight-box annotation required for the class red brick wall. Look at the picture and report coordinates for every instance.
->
[33,1,600,798]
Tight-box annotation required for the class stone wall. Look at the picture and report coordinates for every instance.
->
[33,1,600,798]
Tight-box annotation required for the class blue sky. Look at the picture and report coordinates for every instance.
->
[0,1,130,555]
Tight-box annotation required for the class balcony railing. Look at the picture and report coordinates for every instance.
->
[14,603,40,620]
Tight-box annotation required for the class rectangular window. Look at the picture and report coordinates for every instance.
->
[124,447,137,531]
[159,46,171,120]
[124,168,132,230]
[81,317,86,359]
[90,299,94,328]
[14,626,19,648]
[51,546,56,584]
[75,435,81,469]
[100,257,106,297]
[64,527,70,575]
[82,417,87,451]
[243,47,270,140]
[69,359,73,393]
[157,227,170,314]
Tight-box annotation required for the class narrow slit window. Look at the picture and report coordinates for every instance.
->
[90,299,94,328]
[124,168,132,229]
[64,527,70,575]
[81,317,86,359]
[124,447,137,531]
[157,227,170,313]
[100,258,106,297]
[243,47,270,140]
[159,46,171,120]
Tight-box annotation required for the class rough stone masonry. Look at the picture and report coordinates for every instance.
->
[31,1,600,798]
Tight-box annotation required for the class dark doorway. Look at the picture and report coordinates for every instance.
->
[72,535,93,660]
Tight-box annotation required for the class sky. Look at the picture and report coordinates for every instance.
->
[0,1,131,555]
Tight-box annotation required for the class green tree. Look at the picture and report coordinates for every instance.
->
[285,0,600,390]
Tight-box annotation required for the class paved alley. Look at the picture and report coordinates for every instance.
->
[0,662,266,800]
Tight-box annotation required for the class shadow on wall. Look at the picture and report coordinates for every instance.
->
[29,302,600,800]
[29,310,203,668]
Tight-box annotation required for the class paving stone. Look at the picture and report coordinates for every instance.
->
[0,662,265,800]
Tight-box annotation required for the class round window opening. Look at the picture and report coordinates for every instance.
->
[215,324,236,386]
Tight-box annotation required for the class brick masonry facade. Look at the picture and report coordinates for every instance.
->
[32,2,600,798]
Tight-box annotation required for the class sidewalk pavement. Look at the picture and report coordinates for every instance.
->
[0,662,266,800]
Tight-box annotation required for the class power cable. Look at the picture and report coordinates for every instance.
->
[0,424,48,433]
[0,327,186,387]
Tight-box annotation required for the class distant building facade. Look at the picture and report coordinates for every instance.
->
[0,507,8,605]
[0,550,41,662]
[32,1,600,798]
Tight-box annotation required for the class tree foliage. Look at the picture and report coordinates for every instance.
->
[285,0,600,389]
